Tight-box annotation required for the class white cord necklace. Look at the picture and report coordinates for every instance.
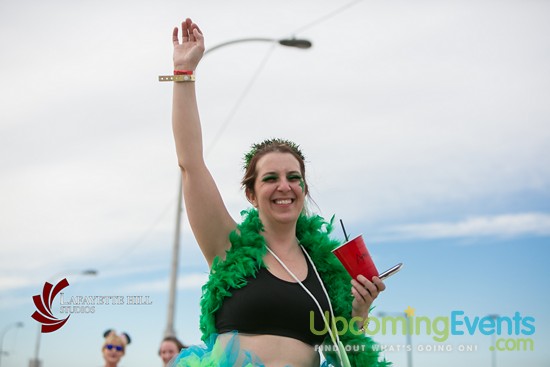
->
[266,244,351,367]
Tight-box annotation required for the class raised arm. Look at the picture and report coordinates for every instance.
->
[171,18,236,266]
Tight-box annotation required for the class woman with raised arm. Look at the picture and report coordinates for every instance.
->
[168,18,390,367]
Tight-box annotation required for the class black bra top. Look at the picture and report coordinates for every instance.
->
[215,250,331,346]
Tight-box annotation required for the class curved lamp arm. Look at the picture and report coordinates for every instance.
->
[205,37,312,56]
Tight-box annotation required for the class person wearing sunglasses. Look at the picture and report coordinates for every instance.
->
[102,329,131,367]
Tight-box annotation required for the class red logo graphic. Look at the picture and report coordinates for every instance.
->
[31,278,70,333]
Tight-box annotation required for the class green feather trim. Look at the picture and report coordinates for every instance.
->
[198,209,391,366]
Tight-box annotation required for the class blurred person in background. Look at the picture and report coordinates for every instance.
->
[159,336,187,366]
[102,329,131,367]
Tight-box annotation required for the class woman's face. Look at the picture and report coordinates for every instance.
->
[248,152,305,225]
[159,340,180,365]
[102,343,124,365]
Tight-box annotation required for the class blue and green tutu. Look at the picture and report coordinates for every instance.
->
[169,332,265,367]
[169,332,337,367]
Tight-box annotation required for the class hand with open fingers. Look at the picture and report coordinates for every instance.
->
[351,275,386,324]
[173,18,205,71]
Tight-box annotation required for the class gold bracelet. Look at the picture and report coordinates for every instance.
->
[158,75,195,82]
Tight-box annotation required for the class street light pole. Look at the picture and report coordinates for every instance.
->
[406,316,413,367]
[30,269,97,367]
[164,180,182,338]
[163,35,312,338]
[378,312,413,367]
[488,314,499,367]
[0,322,23,367]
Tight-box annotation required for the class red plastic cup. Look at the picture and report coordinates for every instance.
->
[332,234,379,281]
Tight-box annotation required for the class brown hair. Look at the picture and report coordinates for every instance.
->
[158,336,187,354]
[241,139,308,198]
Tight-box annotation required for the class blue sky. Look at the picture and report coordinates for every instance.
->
[1,0,549,366]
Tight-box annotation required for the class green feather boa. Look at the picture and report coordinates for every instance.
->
[199,209,391,367]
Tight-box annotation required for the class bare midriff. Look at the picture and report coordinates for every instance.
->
[217,333,321,367]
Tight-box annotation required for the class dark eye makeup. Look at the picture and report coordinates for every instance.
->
[261,174,278,182]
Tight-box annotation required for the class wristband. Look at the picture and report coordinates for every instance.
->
[158,74,196,82]
[174,70,194,75]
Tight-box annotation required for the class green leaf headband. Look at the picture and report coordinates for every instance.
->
[243,138,305,170]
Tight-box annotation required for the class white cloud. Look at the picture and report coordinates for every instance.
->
[0,275,33,292]
[381,213,550,241]
[121,273,208,293]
